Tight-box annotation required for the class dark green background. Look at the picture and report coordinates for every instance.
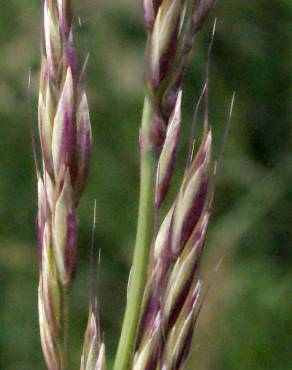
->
[0,1,291,369]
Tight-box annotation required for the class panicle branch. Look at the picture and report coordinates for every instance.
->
[37,1,92,369]
[132,2,216,367]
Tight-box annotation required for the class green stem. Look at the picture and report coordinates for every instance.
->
[113,98,156,370]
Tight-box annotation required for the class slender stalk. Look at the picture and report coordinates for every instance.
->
[114,98,156,370]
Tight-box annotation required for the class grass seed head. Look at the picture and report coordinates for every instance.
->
[37,0,92,367]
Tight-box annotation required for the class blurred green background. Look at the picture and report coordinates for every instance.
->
[0,1,291,369]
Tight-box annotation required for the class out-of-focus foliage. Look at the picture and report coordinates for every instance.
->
[0,1,291,369]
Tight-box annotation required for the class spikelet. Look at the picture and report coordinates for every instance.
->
[81,301,106,370]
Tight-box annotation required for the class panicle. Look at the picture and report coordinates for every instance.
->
[37,0,92,368]
[135,139,212,368]
[136,79,214,368]
[38,0,92,286]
